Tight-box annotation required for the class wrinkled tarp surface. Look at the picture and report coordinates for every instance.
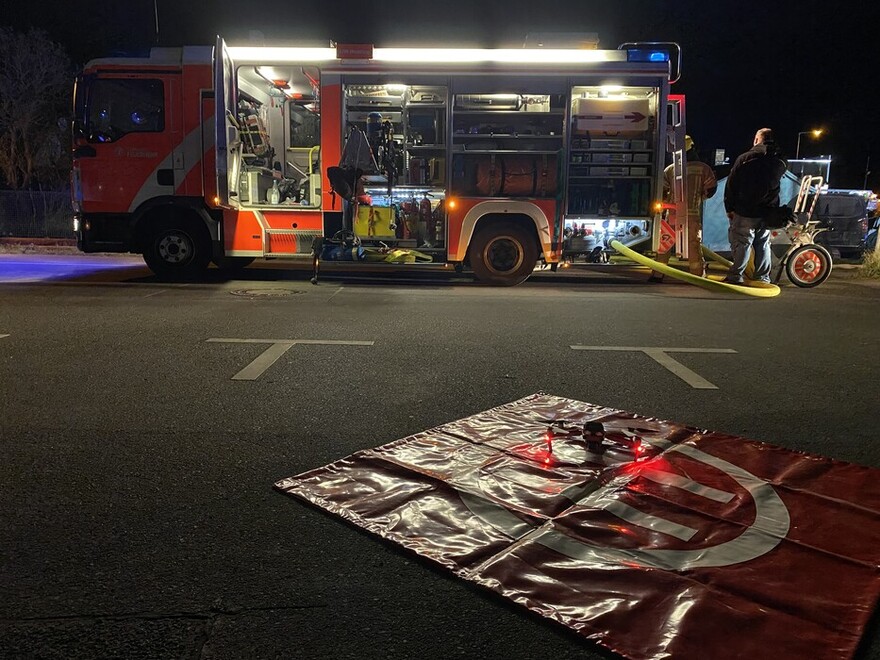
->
[276,392,880,660]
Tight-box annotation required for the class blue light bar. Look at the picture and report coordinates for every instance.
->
[619,42,681,83]
[627,49,670,63]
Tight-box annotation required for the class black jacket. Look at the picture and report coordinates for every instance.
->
[723,144,788,217]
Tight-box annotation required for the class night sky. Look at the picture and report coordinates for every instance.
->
[8,0,880,189]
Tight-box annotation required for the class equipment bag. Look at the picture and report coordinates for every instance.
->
[762,205,797,229]
[317,230,365,261]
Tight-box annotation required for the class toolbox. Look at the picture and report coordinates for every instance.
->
[573,97,650,134]
[355,204,397,239]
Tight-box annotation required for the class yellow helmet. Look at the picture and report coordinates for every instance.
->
[684,135,694,151]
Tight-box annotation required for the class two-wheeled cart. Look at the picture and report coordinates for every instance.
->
[770,175,834,288]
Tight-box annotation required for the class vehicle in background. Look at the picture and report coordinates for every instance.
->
[810,189,877,258]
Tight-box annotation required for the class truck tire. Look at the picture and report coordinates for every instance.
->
[142,220,211,280]
[468,224,538,286]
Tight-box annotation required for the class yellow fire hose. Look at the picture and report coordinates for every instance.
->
[611,240,780,298]
[701,244,732,268]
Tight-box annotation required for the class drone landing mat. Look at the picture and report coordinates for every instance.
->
[276,392,880,660]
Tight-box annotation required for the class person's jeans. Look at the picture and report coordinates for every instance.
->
[727,213,771,282]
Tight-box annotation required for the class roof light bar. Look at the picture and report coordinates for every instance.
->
[373,48,621,63]
[227,46,627,65]
[228,47,337,63]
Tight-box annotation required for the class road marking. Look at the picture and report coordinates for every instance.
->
[207,338,374,380]
[570,346,736,389]
[143,289,166,298]
[0,334,9,339]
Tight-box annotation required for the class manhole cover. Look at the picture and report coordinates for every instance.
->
[230,288,305,298]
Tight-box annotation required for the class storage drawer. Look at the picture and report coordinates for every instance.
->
[409,87,446,104]
[589,139,630,150]
[591,152,632,164]
[589,166,630,176]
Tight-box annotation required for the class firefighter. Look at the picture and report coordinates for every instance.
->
[665,135,717,276]
[650,136,717,281]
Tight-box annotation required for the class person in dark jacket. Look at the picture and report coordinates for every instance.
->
[723,128,788,283]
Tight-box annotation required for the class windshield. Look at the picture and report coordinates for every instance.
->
[80,77,165,143]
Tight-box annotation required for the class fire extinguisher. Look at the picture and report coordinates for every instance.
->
[431,197,445,246]
[402,194,417,241]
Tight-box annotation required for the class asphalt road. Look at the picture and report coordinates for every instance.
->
[1,254,879,659]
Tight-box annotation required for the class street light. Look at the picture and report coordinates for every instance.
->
[796,128,824,159]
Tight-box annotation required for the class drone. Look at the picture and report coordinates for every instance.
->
[536,417,647,458]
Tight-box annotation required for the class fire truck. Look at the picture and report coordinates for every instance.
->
[71,39,682,285]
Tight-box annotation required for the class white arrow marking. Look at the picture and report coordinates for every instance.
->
[207,338,374,380]
[570,346,737,389]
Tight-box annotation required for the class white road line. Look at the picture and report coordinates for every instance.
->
[0,334,9,339]
[642,349,719,390]
[207,339,374,345]
[143,290,166,298]
[570,346,736,390]
[207,338,374,380]
[232,342,294,381]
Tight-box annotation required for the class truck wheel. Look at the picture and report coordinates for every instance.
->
[468,224,538,286]
[143,220,211,280]
[785,244,832,287]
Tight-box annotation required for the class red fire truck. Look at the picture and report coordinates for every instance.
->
[71,39,680,285]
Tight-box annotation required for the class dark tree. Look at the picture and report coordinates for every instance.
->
[0,27,74,190]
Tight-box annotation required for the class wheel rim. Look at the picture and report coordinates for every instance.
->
[792,249,825,282]
[157,231,193,265]
[485,236,524,274]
